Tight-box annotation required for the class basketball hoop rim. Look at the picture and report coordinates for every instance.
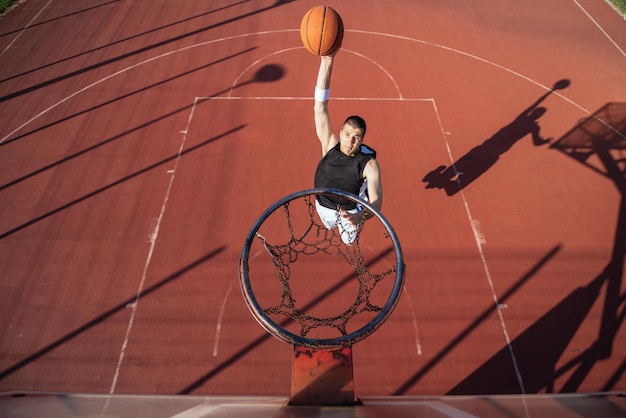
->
[239,188,405,349]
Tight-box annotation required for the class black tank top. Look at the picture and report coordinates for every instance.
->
[314,143,376,210]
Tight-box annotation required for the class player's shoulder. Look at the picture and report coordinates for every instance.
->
[322,137,340,156]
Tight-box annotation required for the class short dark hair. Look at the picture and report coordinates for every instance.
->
[343,115,366,136]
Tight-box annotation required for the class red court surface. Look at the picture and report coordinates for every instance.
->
[1,0,625,415]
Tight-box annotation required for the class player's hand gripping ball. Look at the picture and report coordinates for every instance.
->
[300,5,344,56]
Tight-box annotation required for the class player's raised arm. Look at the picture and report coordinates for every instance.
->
[314,55,338,156]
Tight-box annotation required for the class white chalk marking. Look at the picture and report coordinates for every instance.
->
[212,279,235,357]
[227,46,403,99]
[108,98,198,395]
[343,49,404,99]
[471,219,487,245]
[573,0,626,57]
[402,285,423,356]
[0,0,55,58]
[350,29,601,118]
[1,30,296,144]
[228,46,301,96]
[432,99,527,400]
[3,28,609,144]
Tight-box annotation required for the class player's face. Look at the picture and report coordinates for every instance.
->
[339,124,364,156]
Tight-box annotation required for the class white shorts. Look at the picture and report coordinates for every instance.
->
[316,183,369,244]
[315,200,363,244]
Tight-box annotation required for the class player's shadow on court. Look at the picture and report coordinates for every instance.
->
[395,103,626,398]
[446,103,626,396]
[422,80,570,196]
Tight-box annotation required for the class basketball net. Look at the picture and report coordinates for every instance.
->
[239,189,404,405]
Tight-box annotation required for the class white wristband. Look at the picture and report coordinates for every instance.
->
[314,87,330,102]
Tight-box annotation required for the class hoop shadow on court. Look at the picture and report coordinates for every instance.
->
[445,103,626,396]
[422,80,570,196]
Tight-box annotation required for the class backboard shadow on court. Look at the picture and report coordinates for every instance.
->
[442,103,626,396]
[550,102,626,184]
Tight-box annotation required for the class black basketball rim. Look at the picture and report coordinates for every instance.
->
[238,188,405,349]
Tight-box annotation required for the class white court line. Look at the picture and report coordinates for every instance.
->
[184,94,524,386]
[429,99,525,391]
[2,28,606,144]
[215,40,407,351]
[0,30,294,144]
[210,249,264,356]
[430,98,526,378]
[229,46,301,95]
[212,279,235,357]
[192,93,426,358]
[402,285,423,356]
[195,95,521,379]
[339,49,403,99]
[430,99,529,417]
[0,0,55,58]
[574,0,626,57]
[228,46,403,99]
[107,97,199,395]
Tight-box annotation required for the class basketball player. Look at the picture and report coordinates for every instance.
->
[313,54,383,244]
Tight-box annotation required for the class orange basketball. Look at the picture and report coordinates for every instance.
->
[300,6,344,56]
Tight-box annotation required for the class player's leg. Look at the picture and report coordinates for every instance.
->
[338,207,363,244]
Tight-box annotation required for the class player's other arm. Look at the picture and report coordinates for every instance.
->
[342,158,383,226]
[314,55,338,156]
[364,158,382,212]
